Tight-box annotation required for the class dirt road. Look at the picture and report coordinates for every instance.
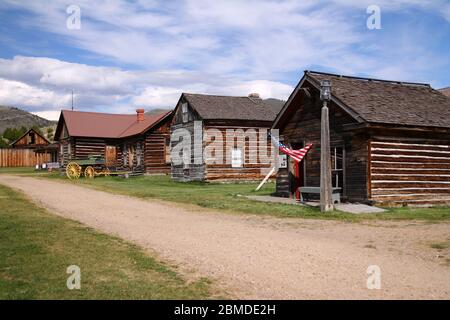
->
[1,175,449,299]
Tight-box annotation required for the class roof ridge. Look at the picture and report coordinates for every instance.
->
[62,109,137,116]
[305,70,431,87]
[184,92,250,99]
[117,111,171,138]
[247,96,265,105]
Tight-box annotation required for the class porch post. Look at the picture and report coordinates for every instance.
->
[320,81,334,212]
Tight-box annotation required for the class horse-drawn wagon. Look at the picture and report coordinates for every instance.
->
[65,155,111,179]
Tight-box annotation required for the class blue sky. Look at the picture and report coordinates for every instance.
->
[0,0,449,120]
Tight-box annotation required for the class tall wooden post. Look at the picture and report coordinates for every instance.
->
[320,101,333,212]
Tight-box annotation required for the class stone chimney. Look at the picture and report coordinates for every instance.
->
[248,93,261,99]
[136,109,145,121]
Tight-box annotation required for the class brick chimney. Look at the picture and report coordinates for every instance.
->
[136,109,145,121]
[248,93,261,99]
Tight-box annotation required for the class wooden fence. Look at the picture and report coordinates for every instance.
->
[0,149,52,167]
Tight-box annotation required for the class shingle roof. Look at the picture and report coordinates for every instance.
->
[56,110,172,139]
[183,93,283,122]
[306,71,450,129]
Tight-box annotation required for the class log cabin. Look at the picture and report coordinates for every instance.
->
[10,128,50,149]
[171,93,284,182]
[54,109,173,174]
[8,128,57,165]
[273,70,450,206]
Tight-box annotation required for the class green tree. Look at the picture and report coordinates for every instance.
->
[2,126,28,143]
[0,137,9,148]
[31,125,43,135]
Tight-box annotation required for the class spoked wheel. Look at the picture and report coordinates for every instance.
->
[66,162,81,179]
[84,166,95,179]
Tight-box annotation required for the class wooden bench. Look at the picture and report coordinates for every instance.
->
[298,186,341,204]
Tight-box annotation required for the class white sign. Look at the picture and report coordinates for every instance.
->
[279,154,287,168]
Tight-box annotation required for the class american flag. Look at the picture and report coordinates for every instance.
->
[269,132,313,163]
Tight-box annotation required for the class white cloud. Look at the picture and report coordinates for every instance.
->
[0,78,70,109]
[31,110,61,121]
[0,0,449,117]
[0,56,294,115]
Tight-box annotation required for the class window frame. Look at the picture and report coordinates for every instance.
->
[231,148,243,168]
[181,103,188,123]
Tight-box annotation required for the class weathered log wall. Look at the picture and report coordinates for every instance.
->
[144,119,171,175]
[369,140,450,206]
[203,126,274,181]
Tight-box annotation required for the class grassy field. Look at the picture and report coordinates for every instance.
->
[1,167,450,221]
[0,183,218,299]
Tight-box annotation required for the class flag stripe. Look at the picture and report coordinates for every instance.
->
[270,133,313,163]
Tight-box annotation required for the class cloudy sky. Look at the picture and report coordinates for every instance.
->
[0,0,449,120]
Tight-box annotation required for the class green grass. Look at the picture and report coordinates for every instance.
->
[0,167,39,174]
[0,183,218,299]
[430,242,450,250]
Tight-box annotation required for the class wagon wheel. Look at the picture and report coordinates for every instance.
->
[66,162,81,179]
[84,166,95,179]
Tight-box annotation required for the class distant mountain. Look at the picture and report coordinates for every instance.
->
[0,106,56,134]
[145,108,172,115]
[263,98,285,112]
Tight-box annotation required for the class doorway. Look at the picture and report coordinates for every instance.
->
[289,142,305,200]
[105,145,117,167]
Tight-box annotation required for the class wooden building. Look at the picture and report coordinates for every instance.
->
[54,109,173,174]
[10,128,58,165]
[10,128,50,149]
[171,93,283,182]
[273,71,450,206]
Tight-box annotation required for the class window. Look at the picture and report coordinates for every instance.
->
[331,146,344,189]
[29,132,35,145]
[181,103,188,123]
[231,148,243,168]
[165,137,171,164]
[279,154,287,168]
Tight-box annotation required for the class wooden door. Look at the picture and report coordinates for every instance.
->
[289,142,305,199]
[105,145,117,167]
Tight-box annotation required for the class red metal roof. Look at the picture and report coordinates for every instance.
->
[58,110,172,139]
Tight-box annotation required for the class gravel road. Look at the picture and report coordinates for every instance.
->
[1,175,449,299]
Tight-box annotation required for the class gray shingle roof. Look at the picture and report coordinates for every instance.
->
[307,71,450,129]
[183,93,283,122]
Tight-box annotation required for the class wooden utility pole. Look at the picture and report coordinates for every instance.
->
[320,94,333,212]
